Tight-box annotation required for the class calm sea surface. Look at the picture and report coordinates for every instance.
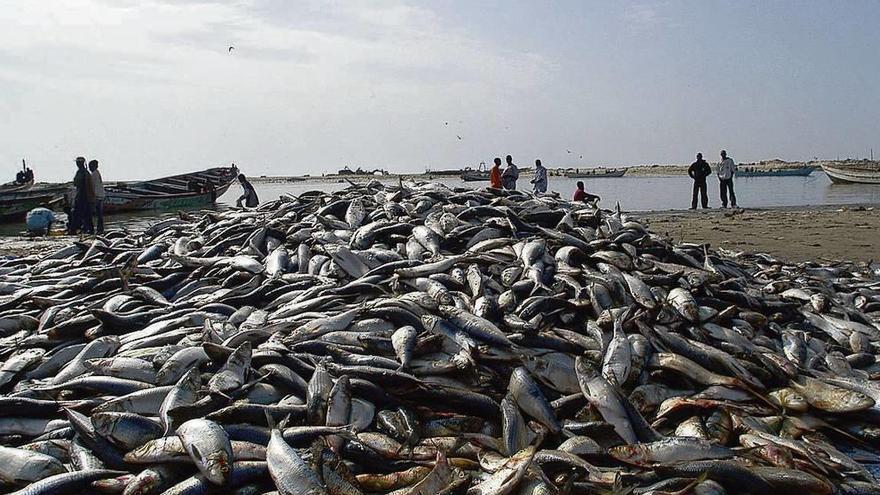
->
[1,172,878,236]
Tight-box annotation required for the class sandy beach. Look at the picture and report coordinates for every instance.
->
[642,204,880,262]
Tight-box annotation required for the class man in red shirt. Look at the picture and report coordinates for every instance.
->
[573,181,600,204]
[489,157,502,188]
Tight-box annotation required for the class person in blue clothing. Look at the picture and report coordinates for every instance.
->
[26,206,55,236]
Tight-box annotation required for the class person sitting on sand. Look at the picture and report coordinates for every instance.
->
[501,155,519,190]
[573,181,600,204]
[531,159,548,194]
[236,173,259,207]
[489,158,502,188]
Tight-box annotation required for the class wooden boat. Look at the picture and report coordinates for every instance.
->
[564,168,626,179]
[0,184,70,221]
[737,166,814,178]
[460,162,490,182]
[821,162,880,184]
[0,177,34,193]
[461,171,490,182]
[2,160,35,192]
[102,167,238,213]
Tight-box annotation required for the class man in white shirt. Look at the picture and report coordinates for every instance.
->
[716,150,738,208]
[89,160,106,233]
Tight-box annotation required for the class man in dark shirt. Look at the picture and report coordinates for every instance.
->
[68,157,90,234]
[688,152,712,209]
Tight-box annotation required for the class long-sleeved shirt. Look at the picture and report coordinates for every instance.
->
[717,157,737,180]
[688,159,712,182]
[91,170,105,200]
[501,164,519,189]
[237,181,259,207]
[489,166,502,188]
[532,166,547,193]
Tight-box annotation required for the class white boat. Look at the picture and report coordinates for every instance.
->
[821,162,880,184]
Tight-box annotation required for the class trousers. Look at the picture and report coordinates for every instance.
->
[95,199,105,233]
[720,178,737,207]
[691,180,708,208]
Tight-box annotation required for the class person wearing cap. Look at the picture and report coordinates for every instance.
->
[716,149,738,208]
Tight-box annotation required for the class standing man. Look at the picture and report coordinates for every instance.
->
[688,152,712,209]
[717,149,738,208]
[89,160,105,234]
[67,157,88,234]
[489,157,502,188]
[531,159,547,194]
[501,155,519,190]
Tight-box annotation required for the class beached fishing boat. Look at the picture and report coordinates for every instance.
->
[2,160,35,192]
[821,162,880,184]
[0,184,71,221]
[564,168,626,178]
[737,166,814,178]
[0,177,34,193]
[102,167,238,213]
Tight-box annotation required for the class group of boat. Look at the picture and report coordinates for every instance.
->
[459,164,627,182]
[0,166,239,222]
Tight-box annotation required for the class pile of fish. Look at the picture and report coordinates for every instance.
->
[0,180,879,495]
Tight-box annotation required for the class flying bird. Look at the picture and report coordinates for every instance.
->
[457,135,462,140]
[567,150,572,154]
[579,155,583,159]
[444,122,448,125]
[228,46,235,52]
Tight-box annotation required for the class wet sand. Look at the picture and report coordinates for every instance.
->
[641,204,880,262]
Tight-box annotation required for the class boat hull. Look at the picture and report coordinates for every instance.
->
[102,167,237,213]
[0,178,35,193]
[0,185,71,222]
[460,173,489,182]
[821,164,880,184]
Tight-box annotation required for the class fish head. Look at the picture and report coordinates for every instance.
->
[607,444,645,464]
[90,412,115,436]
[124,471,162,495]
[202,449,232,485]
[94,474,135,493]
[836,390,876,412]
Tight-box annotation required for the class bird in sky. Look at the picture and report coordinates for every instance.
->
[228,46,235,52]
[579,155,583,159]
[567,150,572,154]
[456,135,462,140]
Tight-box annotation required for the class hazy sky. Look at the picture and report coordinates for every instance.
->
[1,1,878,182]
